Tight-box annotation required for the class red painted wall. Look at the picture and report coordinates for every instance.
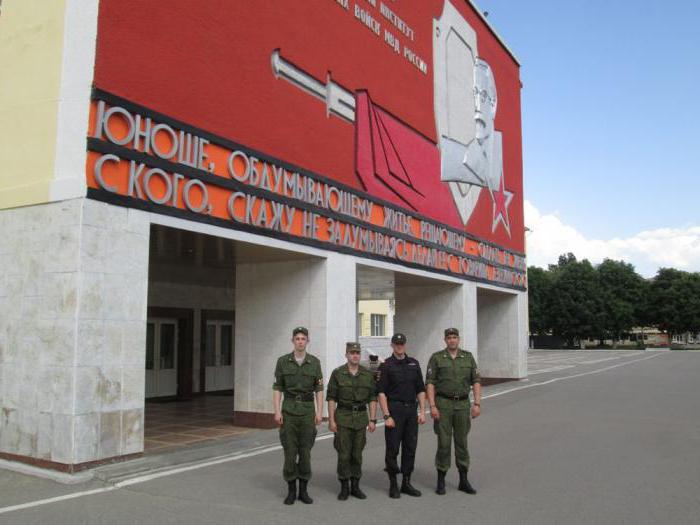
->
[93,0,524,253]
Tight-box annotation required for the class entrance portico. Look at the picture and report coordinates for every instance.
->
[0,0,527,473]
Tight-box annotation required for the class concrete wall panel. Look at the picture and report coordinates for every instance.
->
[476,287,527,378]
[0,199,150,466]
[395,281,467,366]
[234,253,356,417]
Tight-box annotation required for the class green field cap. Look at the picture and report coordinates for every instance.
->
[346,342,361,353]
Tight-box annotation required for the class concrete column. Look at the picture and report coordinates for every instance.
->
[74,200,150,463]
[319,253,356,380]
[476,287,528,379]
[1,200,82,465]
[233,252,356,425]
[462,281,479,359]
[0,198,150,469]
[394,280,468,366]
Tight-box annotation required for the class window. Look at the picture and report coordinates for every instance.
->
[146,323,155,370]
[371,314,386,336]
[205,321,234,367]
[221,324,233,366]
[160,323,176,369]
[205,324,217,366]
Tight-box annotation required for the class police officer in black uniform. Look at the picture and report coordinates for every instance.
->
[377,333,426,498]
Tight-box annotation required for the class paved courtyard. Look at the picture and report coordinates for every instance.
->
[144,394,252,453]
[1,349,698,524]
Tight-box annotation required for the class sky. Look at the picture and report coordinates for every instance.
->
[474,0,700,276]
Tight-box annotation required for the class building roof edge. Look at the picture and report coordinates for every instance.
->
[466,0,521,66]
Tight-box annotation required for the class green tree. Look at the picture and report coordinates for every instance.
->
[548,253,604,346]
[527,265,552,335]
[686,273,700,335]
[597,259,645,346]
[646,268,695,339]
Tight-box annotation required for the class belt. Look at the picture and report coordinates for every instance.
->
[437,393,470,401]
[285,392,315,402]
[337,403,367,411]
[388,400,417,406]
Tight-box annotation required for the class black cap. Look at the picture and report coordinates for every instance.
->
[444,327,460,337]
[292,326,309,337]
[391,333,407,344]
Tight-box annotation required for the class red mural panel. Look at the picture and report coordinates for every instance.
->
[93,0,524,253]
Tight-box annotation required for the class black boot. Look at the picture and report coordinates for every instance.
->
[338,479,350,501]
[298,479,313,504]
[284,480,296,505]
[436,470,446,495]
[388,473,400,498]
[350,478,367,499]
[458,469,477,494]
[400,474,422,497]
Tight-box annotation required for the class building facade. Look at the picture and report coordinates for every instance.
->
[0,0,527,471]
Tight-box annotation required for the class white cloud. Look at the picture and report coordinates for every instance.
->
[524,200,700,277]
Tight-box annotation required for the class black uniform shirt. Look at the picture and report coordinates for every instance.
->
[377,354,426,402]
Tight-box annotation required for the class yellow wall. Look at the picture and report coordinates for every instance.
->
[0,0,67,209]
[358,300,392,337]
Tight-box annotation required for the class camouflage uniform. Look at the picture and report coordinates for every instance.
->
[426,348,481,473]
[327,364,377,480]
[273,352,323,482]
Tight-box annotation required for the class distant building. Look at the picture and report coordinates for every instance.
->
[358,299,394,359]
[671,332,700,346]
[581,328,673,348]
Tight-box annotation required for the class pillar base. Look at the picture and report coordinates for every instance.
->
[0,450,142,474]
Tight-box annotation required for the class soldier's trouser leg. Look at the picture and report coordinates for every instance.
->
[434,400,454,472]
[280,415,299,482]
[453,407,471,472]
[280,413,316,482]
[334,426,352,480]
[350,427,367,480]
[297,413,317,481]
[399,405,418,475]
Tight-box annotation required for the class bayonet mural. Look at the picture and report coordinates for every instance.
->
[271,0,514,236]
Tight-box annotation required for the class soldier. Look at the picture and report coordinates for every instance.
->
[377,333,426,498]
[326,342,378,500]
[425,327,481,496]
[272,327,324,505]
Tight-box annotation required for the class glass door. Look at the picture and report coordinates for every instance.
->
[145,318,178,398]
[204,321,234,392]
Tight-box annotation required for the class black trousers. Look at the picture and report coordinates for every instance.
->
[384,401,418,475]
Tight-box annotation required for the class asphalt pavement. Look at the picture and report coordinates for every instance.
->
[1,350,699,525]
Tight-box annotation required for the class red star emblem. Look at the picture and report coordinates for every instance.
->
[490,175,513,236]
